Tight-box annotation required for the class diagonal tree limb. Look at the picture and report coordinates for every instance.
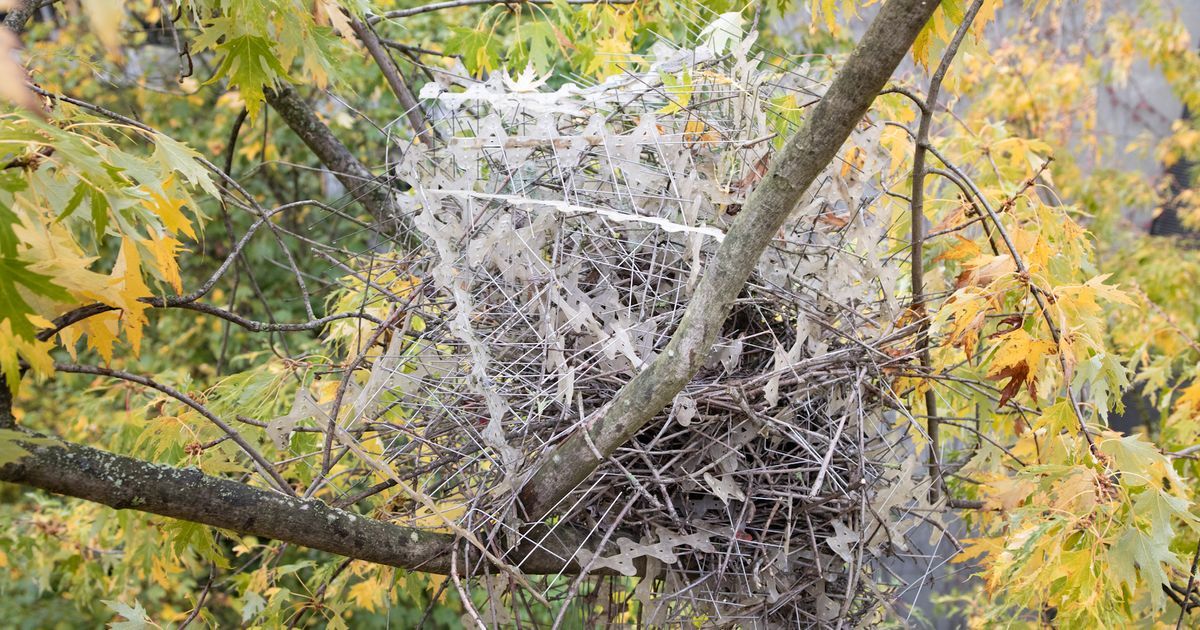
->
[2,0,39,34]
[263,85,398,223]
[349,17,439,145]
[516,0,943,520]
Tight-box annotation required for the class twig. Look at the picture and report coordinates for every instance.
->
[1178,539,1200,629]
[368,0,635,24]
[53,363,295,496]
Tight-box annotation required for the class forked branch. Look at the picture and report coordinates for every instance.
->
[516,0,943,520]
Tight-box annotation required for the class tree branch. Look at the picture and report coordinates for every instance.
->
[349,18,438,145]
[263,85,398,223]
[910,0,985,502]
[367,0,634,24]
[0,425,618,576]
[516,0,942,520]
[2,0,39,34]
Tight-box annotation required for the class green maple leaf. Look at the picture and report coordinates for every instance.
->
[103,599,155,630]
[523,22,559,72]
[448,27,500,75]
[0,256,71,341]
[152,132,219,199]
[209,35,291,117]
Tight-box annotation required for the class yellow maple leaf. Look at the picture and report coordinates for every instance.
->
[0,319,55,393]
[142,234,184,293]
[1177,380,1200,413]
[587,36,633,78]
[141,176,196,240]
[15,221,113,305]
[937,288,990,358]
[82,310,121,364]
[933,235,982,263]
[954,254,1015,290]
[348,577,383,613]
[109,238,152,355]
[987,329,1057,406]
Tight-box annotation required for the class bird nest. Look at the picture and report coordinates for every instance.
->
[321,23,939,628]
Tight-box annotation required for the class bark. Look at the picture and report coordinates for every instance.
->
[1,0,37,34]
[517,0,942,520]
[263,85,398,223]
[0,425,611,576]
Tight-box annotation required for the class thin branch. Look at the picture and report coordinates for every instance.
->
[53,362,296,496]
[910,0,985,502]
[1180,539,1200,628]
[349,18,439,144]
[263,84,399,224]
[368,0,634,24]
[39,299,383,342]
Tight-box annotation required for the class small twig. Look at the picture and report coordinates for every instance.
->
[451,545,487,629]
[1178,539,1200,629]
[53,363,295,496]
[177,566,216,629]
[368,0,635,24]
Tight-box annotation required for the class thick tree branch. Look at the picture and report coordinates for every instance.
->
[2,0,38,34]
[516,0,942,520]
[0,425,615,576]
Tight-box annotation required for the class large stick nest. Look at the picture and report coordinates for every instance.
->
[311,24,941,628]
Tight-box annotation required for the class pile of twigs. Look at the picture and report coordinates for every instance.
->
[328,26,939,627]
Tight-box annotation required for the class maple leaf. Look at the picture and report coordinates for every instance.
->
[318,0,358,43]
[142,234,184,293]
[586,35,633,78]
[447,27,499,75]
[954,253,1015,289]
[938,288,990,357]
[523,21,561,72]
[933,234,982,263]
[140,176,196,240]
[0,318,55,393]
[988,330,1056,407]
[152,133,220,199]
[502,65,551,93]
[348,577,383,613]
[0,256,71,341]
[109,238,152,354]
[209,35,291,117]
[56,309,120,364]
[990,362,1034,408]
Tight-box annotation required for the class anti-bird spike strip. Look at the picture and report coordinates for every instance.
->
[302,15,944,627]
